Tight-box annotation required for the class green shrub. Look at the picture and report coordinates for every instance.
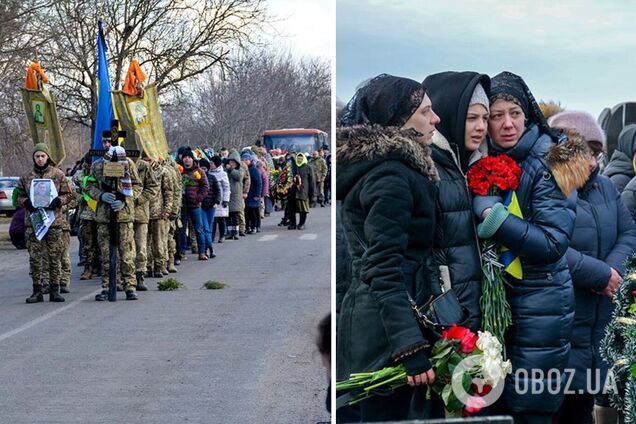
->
[157,278,185,291]
[203,280,227,290]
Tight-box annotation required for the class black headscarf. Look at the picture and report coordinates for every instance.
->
[339,74,425,128]
[489,71,562,143]
[423,71,490,170]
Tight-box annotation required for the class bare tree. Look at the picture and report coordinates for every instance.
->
[163,48,330,152]
[33,0,270,134]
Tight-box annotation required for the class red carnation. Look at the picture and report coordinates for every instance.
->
[467,155,522,196]
[442,324,471,341]
[460,332,479,353]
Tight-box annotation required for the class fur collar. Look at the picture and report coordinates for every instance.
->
[337,125,439,181]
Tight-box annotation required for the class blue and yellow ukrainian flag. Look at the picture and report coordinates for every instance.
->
[92,21,114,160]
[500,190,523,279]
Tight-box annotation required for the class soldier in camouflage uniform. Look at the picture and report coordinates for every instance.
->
[165,159,182,270]
[18,143,73,303]
[146,158,173,277]
[59,180,79,292]
[309,151,328,206]
[75,153,100,281]
[87,141,142,301]
[132,156,159,290]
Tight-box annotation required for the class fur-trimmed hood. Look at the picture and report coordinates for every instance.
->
[337,125,438,177]
[336,125,438,200]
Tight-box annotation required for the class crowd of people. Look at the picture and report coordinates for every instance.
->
[11,126,331,303]
[336,72,636,423]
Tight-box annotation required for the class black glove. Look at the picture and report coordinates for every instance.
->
[48,197,62,210]
[222,201,228,208]
[23,198,37,213]
[402,349,432,377]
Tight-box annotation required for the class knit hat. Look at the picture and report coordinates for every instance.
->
[548,110,606,148]
[181,148,195,160]
[33,143,50,157]
[241,151,254,161]
[105,146,133,197]
[199,158,210,170]
[469,83,489,112]
[211,155,223,168]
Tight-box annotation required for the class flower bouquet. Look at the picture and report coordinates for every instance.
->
[335,326,511,416]
[466,154,523,344]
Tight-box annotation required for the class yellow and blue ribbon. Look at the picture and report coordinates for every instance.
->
[500,190,523,279]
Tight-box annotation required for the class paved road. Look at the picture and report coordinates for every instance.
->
[0,207,331,423]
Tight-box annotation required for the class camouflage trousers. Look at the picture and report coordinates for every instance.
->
[26,227,65,288]
[147,218,167,270]
[61,230,71,288]
[134,222,148,273]
[167,220,177,257]
[79,219,98,266]
[97,223,136,291]
[316,178,325,203]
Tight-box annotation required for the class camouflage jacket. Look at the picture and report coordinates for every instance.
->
[167,161,182,216]
[134,159,160,223]
[149,161,174,220]
[86,158,142,224]
[73,164,97,221]
[309,157,328,181]
[17,164,73,229]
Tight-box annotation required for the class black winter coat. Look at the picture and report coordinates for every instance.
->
[430,138,482,332]
[202,172,222,209]
[603,125,636,192]
[336,126,439,384]
[566,168,636,391]
[291,163,314,202]
[487,124,576,414]
[424,71,490,333]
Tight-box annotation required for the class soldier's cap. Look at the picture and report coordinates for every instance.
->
[102,130,112,139]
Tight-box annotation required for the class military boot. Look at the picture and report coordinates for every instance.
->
[49,284,65,302]
[167,254,178,273]
[136,272,148,291]
[153,265,163,278]
[26,285,44,304]
[160,266,169,276]
[80,265,93,280]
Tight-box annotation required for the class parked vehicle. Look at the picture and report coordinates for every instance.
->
[0,177,19,216]
[262,129,329,155]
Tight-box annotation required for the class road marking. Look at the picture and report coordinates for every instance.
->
[258,234,279,241]
[299,233,318,240]
[0,290,101,344]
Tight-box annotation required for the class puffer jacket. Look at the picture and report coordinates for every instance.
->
[336,125,439,382]
[134,159,159,223]
[603,124,636,192]
[86,158,142,224]
[565,168,636,391]
[430,133,482,332]
[181,165,208,209]
[245,164,262,208]
[621,175,636,220]
[210,166,230,217]
[424,71,490,333]
[18,163,73,229]
[202,172,221,209]
[481,124,577,414]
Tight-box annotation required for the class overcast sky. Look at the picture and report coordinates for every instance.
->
[266,0,333,60]
[337,0,636,117]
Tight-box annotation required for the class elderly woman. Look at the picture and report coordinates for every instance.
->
[423,71,491,333]
[336,74,440,421]
[548,111,636,424]
[473,72,589,423]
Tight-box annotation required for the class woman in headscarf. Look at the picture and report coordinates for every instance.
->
[423,71,490,333]
[336,74,441,422]
[473,71,589,423]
